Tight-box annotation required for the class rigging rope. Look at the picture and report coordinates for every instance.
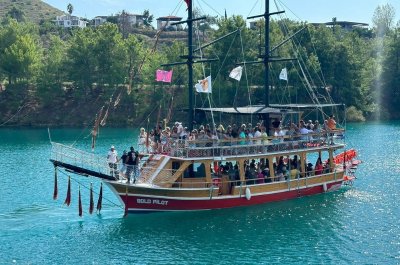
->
[275,1,334,100]
[270,0,338,121]
[194,17,217,130]
[198,0,224,17]
[239,29,253,124]
[86,2,186,149]
[0,102,30,127]
[246,0,261,19]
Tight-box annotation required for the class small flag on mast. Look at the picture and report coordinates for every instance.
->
[184,0,190,10]
[279,68,288,81]
[156,70,173,83]
[229,66,243,81]
[195,76,212,93]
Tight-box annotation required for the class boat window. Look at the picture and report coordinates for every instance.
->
[183,162,206,178]
[212,161,240,180]
[172,161,181,170]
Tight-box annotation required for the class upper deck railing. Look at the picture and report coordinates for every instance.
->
[139,129,345,159]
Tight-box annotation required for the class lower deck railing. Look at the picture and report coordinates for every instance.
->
[151,167,343,191]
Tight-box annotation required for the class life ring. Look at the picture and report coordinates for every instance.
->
[212,178,222,195]
[212,178,221,187]
[245,187,251,200]
[343,175,355,181]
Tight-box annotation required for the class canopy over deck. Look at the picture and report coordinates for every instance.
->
[195,106,294,115]
[270,103,343,109]
[195,103,342,115]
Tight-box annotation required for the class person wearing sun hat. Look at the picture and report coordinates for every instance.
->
[175,121,184,139]
[217,124,225,133]
[107,145,118,178]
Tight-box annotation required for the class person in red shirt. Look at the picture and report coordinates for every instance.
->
[315,157,323,175]
[327,115,336,130]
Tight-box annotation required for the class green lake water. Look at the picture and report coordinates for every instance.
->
[0,122,399,264]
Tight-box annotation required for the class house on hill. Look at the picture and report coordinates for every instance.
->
[93,16,108,27]
[93,13,145,28]
[157,16,183,30]
[118,12,145,27]
[312,21,369,31]
[249,21,260,30]
[54,15,87,28]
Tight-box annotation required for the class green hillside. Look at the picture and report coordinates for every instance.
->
[0,0,64,23]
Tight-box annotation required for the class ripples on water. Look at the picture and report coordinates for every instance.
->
[0,123,399,264]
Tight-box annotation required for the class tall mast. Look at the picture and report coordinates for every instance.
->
[165,2,209,131]
[247,0,284,133]
[264,0,270,108]
[161,1,194,131]
[187,1,194,130]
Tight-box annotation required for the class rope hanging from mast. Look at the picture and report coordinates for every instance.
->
[238,29,253,123]
[89,13,173,150]
[91,106,104,151]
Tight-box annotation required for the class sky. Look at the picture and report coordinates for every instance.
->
[43,0,400,28]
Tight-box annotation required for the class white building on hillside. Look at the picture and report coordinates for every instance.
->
[157,16,182,30]
[54,15,87,28]
[118,13,145,27]
[93,16,108,27]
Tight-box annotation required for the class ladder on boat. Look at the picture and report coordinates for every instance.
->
[137,154,170,185]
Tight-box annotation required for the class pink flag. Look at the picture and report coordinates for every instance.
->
[156,70,173,83]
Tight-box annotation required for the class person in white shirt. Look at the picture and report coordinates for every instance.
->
[175,122,184,139]
[107,145,118,177]
[253,127,262,144]
[299,125,311,141]
[181,127,189,139]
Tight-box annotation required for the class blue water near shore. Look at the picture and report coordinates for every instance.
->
[0,122,399,264]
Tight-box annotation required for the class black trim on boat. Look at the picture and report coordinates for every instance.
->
[50,159,116,181]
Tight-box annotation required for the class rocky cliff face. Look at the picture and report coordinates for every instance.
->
[0,0,63,23]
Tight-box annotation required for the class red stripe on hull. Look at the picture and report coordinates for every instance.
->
[120,181,343,212]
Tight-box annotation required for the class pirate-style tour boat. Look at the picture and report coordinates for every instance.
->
[50,0,361,214]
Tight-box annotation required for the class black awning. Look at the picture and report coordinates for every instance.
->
[270,103,343,109]
[191,103,342,115]
[195,105,298,115]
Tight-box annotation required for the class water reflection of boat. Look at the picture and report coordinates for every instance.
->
[50,0,360,214]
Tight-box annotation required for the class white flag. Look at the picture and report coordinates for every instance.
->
[195,76,212,93]
[229,66,243,81]
[279,68,288,81]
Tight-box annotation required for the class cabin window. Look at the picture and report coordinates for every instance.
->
[212,161,240,181]
[183,162,206,178]
[172,161,181,170]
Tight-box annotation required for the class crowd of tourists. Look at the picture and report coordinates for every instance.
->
[107,115,338,180]
[214,154,333,187]
[136,115,338,154]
